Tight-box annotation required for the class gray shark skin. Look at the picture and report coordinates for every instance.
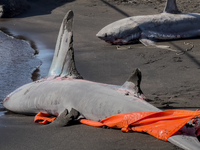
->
[96,0,200,47]
[3,10,200,150]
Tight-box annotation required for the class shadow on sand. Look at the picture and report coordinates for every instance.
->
[15,0,75,18]
[100,0,131,17]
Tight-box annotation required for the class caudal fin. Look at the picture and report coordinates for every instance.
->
[48,10,83,79]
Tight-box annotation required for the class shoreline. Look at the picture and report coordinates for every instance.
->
[0,31,41,106]
[0,1,200,149]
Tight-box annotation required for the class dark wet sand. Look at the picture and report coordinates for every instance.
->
[1,0,200,149]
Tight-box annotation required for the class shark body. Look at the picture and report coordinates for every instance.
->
[3,10,200,150]
[96,0,200,47]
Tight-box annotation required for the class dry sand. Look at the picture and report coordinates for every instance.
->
[107,0,200,13]
[0,0,200,149]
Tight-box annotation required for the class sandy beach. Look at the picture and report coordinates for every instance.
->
[0,0,200,149]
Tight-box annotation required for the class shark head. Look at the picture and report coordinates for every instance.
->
[3,91,22,113]
[96,23,120,44]
[96,18,141,45]
[3,82,34,114]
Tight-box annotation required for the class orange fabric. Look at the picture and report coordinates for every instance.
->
[130,110,200,141]
[34,110,200,141]
[34,112,56,124]
[79,110,200,141]
[80,119,104,127]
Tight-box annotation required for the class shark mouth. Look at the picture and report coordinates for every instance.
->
[98,34,141,45]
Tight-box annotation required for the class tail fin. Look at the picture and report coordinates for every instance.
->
[122,68,145,99]
[48,10,82,79]
[163,0,181,14]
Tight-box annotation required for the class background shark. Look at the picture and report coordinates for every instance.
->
[96,0,200,49]
[3,10,200,150]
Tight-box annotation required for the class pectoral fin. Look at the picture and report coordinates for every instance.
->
[139,37,155,46]
[139,37,179,53]
[34,108,80,127]
[50,108,80,127]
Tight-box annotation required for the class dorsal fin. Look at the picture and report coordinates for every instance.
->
[122,68,145,99]
[48,10,83,79]
[164,0,181,14]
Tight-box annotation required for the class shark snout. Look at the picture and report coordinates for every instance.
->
[3,95,23,113]
[3,96,12,111]
[96,31,107,39]
[96,29,115,43]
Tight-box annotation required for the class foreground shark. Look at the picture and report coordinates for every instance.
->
[3,10,200,150]
[96,0,200,48]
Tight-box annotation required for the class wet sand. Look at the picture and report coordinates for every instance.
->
[0,0,200,149]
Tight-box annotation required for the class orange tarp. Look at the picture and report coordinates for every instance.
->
[34,112,56,124]
[35,109,200,141]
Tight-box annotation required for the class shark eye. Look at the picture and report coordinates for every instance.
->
[104,33,107,37]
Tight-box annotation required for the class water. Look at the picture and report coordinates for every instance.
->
[34,42,54,78]
[0,111,6,117]
[0,29,53,110]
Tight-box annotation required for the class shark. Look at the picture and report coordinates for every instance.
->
[96,0,200,49]
[3,10,200,150]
